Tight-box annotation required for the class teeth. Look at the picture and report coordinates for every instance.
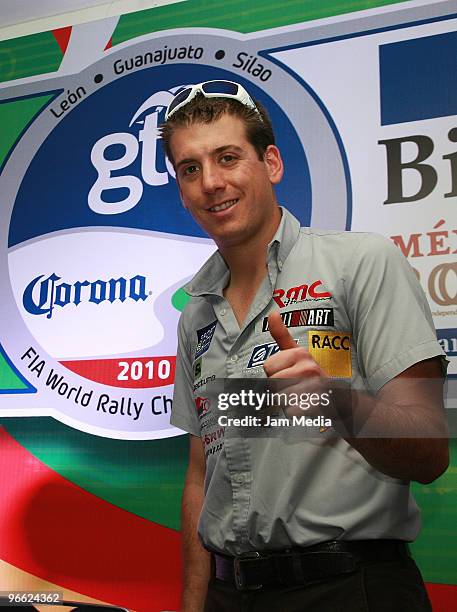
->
[210,199,237,212]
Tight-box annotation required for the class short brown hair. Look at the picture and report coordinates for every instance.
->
[160,94,275,167]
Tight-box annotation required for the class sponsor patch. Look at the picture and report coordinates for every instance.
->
[247,339,299,368]
[195,396,211,418]
[193,374,216,392]
[203,427,225,458]
[308,331,352,378]
[247,341,281,368]
[195,320,217,360]
[262,308,334,332]
[273,280,332,308]
[194,357,202,380]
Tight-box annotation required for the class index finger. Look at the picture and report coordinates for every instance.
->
[268,311,296,350]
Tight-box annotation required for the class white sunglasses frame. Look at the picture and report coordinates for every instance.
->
[164,80,261,121]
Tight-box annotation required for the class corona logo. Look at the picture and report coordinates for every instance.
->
[23,273,149,319]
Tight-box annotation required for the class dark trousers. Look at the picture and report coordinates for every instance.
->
[204,556,432,612]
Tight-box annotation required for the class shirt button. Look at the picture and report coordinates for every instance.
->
[220,308,227,316]
[231,354,239,362]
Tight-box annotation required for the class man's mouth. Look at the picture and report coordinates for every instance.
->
[208,199,238,213]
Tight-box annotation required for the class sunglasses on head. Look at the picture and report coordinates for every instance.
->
[164,80,261,121]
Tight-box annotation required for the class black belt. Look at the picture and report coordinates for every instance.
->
[213,540,409,590]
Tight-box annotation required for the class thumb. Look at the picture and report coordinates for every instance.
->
[268,311,296,350]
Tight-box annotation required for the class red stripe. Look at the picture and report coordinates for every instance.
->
[61,356,176,388]
[52,27,72,54]
[0,427,181,611]
[426,582,457,611]
[290,310,301,326]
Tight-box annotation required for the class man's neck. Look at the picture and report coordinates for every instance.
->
[223,241,268,288]
[220,206,281,289]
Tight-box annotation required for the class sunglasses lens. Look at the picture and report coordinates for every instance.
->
[167,87,192,115]
[202,81,239,95]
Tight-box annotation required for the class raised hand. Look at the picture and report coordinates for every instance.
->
[263,311,324,379]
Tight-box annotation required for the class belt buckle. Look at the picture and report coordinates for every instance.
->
[234,552,263,591]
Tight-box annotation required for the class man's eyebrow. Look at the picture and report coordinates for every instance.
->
[214,145,244,154]
[176,157,196,170]
[176,145,244,169]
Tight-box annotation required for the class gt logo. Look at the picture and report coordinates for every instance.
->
[247,339,300,368]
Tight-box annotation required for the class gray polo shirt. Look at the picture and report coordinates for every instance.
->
[171,207,444,556]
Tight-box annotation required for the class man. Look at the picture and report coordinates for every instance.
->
[161,80,449,612]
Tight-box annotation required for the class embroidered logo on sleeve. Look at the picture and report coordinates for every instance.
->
[262,308,334,332]
[195,396,211,418]
[308,331,352,378]
[194,320,217,360]
[194,357,202,379]
[193,375,216,392]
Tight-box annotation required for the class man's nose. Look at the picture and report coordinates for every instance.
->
[201,164,225,193]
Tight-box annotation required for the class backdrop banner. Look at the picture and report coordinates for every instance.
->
[1,0,455,440]
[0,1,456,610]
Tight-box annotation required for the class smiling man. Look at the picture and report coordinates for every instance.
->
[160,81,448,612]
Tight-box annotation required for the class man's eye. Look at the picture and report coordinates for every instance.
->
[220,154,236,164]
[183,165,198,176]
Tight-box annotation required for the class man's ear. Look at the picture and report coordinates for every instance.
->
[264,145,284,185]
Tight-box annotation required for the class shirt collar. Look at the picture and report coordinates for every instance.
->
[184,206,301,297]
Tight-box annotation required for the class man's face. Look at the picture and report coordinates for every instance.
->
[169,113,283,249]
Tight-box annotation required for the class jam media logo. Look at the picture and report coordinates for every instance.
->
[23,273,149,319]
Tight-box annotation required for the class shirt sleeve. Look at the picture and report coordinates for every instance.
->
[170,311,201,436]
[343,233,445,393]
